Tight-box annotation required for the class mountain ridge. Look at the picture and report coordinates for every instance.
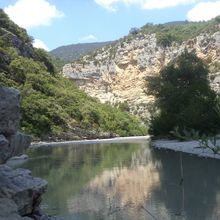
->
[50,41,113,61]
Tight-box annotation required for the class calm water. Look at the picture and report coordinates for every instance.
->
[15,139,220,220]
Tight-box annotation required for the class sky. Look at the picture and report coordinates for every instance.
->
[0,0,220,51]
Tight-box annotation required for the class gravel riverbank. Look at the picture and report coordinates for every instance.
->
[153,139,220,159]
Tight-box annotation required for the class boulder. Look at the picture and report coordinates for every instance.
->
[0,165,47,216]
[0,86,32,164]
[0,132,31,164]
[9,132,32,159]
[0,198,32,220]
[0,86,20,135]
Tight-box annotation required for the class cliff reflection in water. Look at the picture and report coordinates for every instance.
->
[67,146,161,219]
[18,140,220,220]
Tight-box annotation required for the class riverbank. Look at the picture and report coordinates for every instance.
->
[31,136,151,148]
[153,139,220,160]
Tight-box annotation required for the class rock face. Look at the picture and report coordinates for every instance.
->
[0,87,31,164]
[0,86,20,135]
[0,132,32,164]
[63,32,220,121]
[0,86,51,220]
[0,165,47,218]
[0,198,32,220]
[0,27,34,59]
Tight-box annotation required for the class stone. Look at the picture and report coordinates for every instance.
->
[0,86,20,135]
[0,134,9,164]
[9,132,32,158]
[32,207,57,220]
[0,198,32,220]
[0,132,31,164]
[0,87,31,164]
[0,165,48,216]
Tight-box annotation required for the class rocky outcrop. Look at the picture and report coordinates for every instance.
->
[0,86,52,220]
[0,27,34,59]
[0,86,20,135]
[0,87,31,164]
[0,165,47,218]
[0,198,31,220]
[63,32,220,121]
[0,132,32,164]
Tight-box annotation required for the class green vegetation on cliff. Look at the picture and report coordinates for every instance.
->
[0,9,147,140]
[133,17,220,47]
[74,16,220,64]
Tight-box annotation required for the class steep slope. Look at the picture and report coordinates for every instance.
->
[0,9,147,140]
[63,17,220,121]
[50,41,112,61]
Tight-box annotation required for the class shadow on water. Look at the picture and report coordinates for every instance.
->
[14,141,220,220]
[151,149,220,220]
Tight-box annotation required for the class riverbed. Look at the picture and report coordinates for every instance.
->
[13,138,220,220]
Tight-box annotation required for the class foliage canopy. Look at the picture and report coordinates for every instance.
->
[146,51,220,136]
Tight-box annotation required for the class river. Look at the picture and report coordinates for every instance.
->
[13,138,220,220]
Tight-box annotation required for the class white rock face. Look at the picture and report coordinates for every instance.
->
[63,32,220,121]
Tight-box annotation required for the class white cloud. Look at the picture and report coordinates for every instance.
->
[187,1,220,21]
[33,39,49,51]
[4,0,64,29]
[142,0,198,9]
[94,0,120,11]
[94,0,199,11]
[79,34,97,42]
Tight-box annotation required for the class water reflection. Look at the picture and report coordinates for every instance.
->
[16,141,220,220]
[67,147,161,220]
[152,149,220,220]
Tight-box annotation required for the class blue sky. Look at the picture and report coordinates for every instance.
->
[0,0,220,51]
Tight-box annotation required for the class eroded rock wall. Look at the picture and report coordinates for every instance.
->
[63,32,220,121]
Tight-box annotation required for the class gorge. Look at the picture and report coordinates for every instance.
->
[63,19,220,122]
[1,4,220,219]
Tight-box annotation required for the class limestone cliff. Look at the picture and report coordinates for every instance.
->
[63,23,220,121]
[0,86,52,220]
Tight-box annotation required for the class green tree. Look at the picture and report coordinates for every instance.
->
[146,51,219,136]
